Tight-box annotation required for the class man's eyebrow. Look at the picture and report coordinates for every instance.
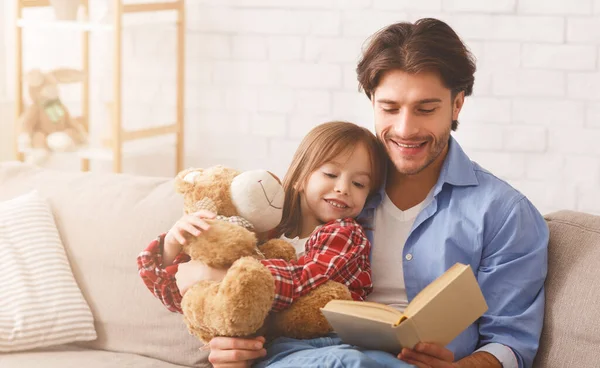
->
[376,98,442,104]
[417,98,442,104]
[375,98,399,105]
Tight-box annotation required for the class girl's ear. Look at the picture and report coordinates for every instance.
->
[294,178,306,193]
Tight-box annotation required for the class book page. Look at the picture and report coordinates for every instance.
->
[403,263,468,318]
[321,263,487,352]
[406,263,488,346]
[321,300,403,325]
[320,308,417,353]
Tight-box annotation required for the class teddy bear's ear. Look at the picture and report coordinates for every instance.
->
[267,171,282,185]
[174,168,204,194]
[49,68,85,84]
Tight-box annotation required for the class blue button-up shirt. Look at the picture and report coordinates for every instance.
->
[358,137,549,368]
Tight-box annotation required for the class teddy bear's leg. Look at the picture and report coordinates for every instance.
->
[46,132,76,152]
[182,257,275,343]
[269,281,352,340]
[213,257,275,336]
[183,311,215,343]
[32,131,49,150]
[259,239,297,262]
[181,280,221,344]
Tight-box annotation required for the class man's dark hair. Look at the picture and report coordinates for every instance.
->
[357,18,476,131]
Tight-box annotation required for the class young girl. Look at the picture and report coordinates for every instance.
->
[137,121,385,356]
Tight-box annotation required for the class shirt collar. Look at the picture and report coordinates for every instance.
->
[364,136,478,211]
[436,135,479,190]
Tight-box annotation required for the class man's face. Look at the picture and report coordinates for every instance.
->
[372,70,464,176]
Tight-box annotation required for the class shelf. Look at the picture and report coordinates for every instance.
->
[17,19,112,31]
[18,135,176,161]
[16,17,177,32]
[76,135,176,160]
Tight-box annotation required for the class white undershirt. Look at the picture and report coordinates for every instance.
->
[367,192,432,312]
[280,234,308,256]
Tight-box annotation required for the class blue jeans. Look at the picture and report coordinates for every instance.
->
[253,334,415,368]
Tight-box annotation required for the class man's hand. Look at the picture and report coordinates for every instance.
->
[175,259,228,295]
[398,342,456,368]
[399,343,502,368]
[207,336,267,368]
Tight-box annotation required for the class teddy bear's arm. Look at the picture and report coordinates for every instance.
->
[259,219,373,312]
[259,238,297,262]
[64,116,88,143]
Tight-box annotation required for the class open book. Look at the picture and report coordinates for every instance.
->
[320,263,488,354]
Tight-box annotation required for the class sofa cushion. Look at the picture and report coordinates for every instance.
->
[0,345,189,367]
[0,191,96,352]
[535,211,600,367]
[0,162,210,367]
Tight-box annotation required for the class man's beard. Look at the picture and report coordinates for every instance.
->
[383,123,451,176]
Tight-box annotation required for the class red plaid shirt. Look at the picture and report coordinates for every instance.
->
[262,218,372,311]
[137,218,372,314]
[137,234,190,313]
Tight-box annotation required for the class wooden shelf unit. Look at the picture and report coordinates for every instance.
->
[14,0,185,174]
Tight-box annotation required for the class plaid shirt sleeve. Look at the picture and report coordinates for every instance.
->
[136,234,190,314]
[260,218,373,312]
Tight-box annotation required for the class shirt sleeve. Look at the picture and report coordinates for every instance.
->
[260,219,373,312]
[477,197,549,368]
[476,343,518,368]
[136,234,190,314]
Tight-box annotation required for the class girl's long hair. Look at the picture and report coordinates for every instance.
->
[276,121,386,238]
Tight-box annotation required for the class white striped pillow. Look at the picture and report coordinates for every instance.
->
[0,191,97,352]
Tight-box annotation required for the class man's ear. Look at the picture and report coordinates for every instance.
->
[452,91,465,121]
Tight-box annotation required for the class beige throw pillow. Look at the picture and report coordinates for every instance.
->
[0,191,97,352]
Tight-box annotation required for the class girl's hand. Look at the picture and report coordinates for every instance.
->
[176,260,228,295]
[207,336,267,368]
[163,210,216,266]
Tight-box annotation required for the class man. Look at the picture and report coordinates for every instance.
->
[195,18,549,368]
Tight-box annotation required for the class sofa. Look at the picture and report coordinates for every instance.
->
[0,161,598,367]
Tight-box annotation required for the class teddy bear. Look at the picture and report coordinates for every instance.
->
[17,68,88,161]
[175,166,353,344]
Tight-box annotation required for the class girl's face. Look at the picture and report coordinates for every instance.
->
[299,143,373,232]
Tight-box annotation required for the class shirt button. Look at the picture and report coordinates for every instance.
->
[405,253,413,261]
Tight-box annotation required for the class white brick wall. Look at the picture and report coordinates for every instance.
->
[2,0,600,216]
